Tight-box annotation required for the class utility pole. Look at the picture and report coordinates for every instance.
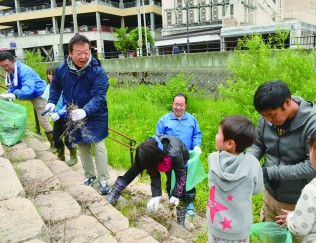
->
[142,0,149,56]
[58,0,66,61]
[72,0,78,33]
[137,0,142,56]
[185,0,190,53]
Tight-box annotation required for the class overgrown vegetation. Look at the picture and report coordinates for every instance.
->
[219,29,316,118]
[3,31,316,242]
[23,51,47,82]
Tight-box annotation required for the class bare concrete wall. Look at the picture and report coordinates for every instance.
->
[101,51,232,72]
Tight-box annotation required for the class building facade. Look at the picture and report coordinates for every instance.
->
[156,0,316,52]
[0,0,162,60]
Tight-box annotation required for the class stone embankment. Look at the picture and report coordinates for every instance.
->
[0,131,207,243]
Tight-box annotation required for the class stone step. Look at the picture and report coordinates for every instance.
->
[0,133,201,242]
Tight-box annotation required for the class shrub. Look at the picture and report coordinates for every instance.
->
[219,31,316,122]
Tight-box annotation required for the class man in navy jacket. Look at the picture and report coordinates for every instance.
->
[47,34,111,195]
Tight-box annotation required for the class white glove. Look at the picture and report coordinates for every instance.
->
[147,196,161,211]
[72,109,87,121]
[45,103,56,112]
[0,93,15,101]
[194,146,202,153]
[50,113,60,121]
[169,196,179,207]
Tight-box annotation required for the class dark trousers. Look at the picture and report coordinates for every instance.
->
[53,118,72,149]
[122,165,190,205]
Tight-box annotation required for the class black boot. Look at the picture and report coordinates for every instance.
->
[107,176,127,205]
[57,146,65,161]
[176,207,186,227]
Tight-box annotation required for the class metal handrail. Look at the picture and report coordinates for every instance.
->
[108,127,136,166]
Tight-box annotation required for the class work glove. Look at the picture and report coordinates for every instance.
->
[194,146,202,153]
[147,196,161,211]
[72,109,86,121]
[0,93,15,101]
[50,113,60,121]
[45,103,56,113]
[169,196,179,207]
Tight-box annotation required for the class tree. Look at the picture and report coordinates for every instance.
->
[129,27,154,50]
[113,27,133,56]
[114,27,154,55]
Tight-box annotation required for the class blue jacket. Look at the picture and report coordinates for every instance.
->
[156,111,202,150]
[54,95,67,119]
[48,57,109,144]
[8,61,46,99]
[42,83,64,114]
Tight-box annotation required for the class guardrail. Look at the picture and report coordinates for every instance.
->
[102,35,316,59]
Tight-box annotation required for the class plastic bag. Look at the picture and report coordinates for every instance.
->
[250,222,293,243]
[171,150,207,192]
[0,100,27,146]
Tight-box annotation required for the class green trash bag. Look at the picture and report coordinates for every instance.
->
[171,150,207,192]
[250,222,293,243]
[0,100,27,146]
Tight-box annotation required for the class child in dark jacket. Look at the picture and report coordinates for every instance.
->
[42,66,77,166]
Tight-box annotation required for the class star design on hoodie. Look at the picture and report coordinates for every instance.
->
[220,217,232,230]
[227,194,233,201]
[207,185,228,223]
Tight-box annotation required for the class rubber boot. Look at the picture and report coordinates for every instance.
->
[57,146,65,161]
[176,207,186,227]
[107,176,128,205]
[45,132,57,153]
[186,193,195,218]
[66,148,78,166]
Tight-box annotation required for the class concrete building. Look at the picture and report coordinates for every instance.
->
[0,0,162,60]
[156,0,316,52]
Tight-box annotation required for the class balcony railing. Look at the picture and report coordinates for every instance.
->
[0,25,116,38]
[0,0,161,16]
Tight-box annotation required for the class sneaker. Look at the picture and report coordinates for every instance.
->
[99,179,110,195]
[84,176,97,186]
